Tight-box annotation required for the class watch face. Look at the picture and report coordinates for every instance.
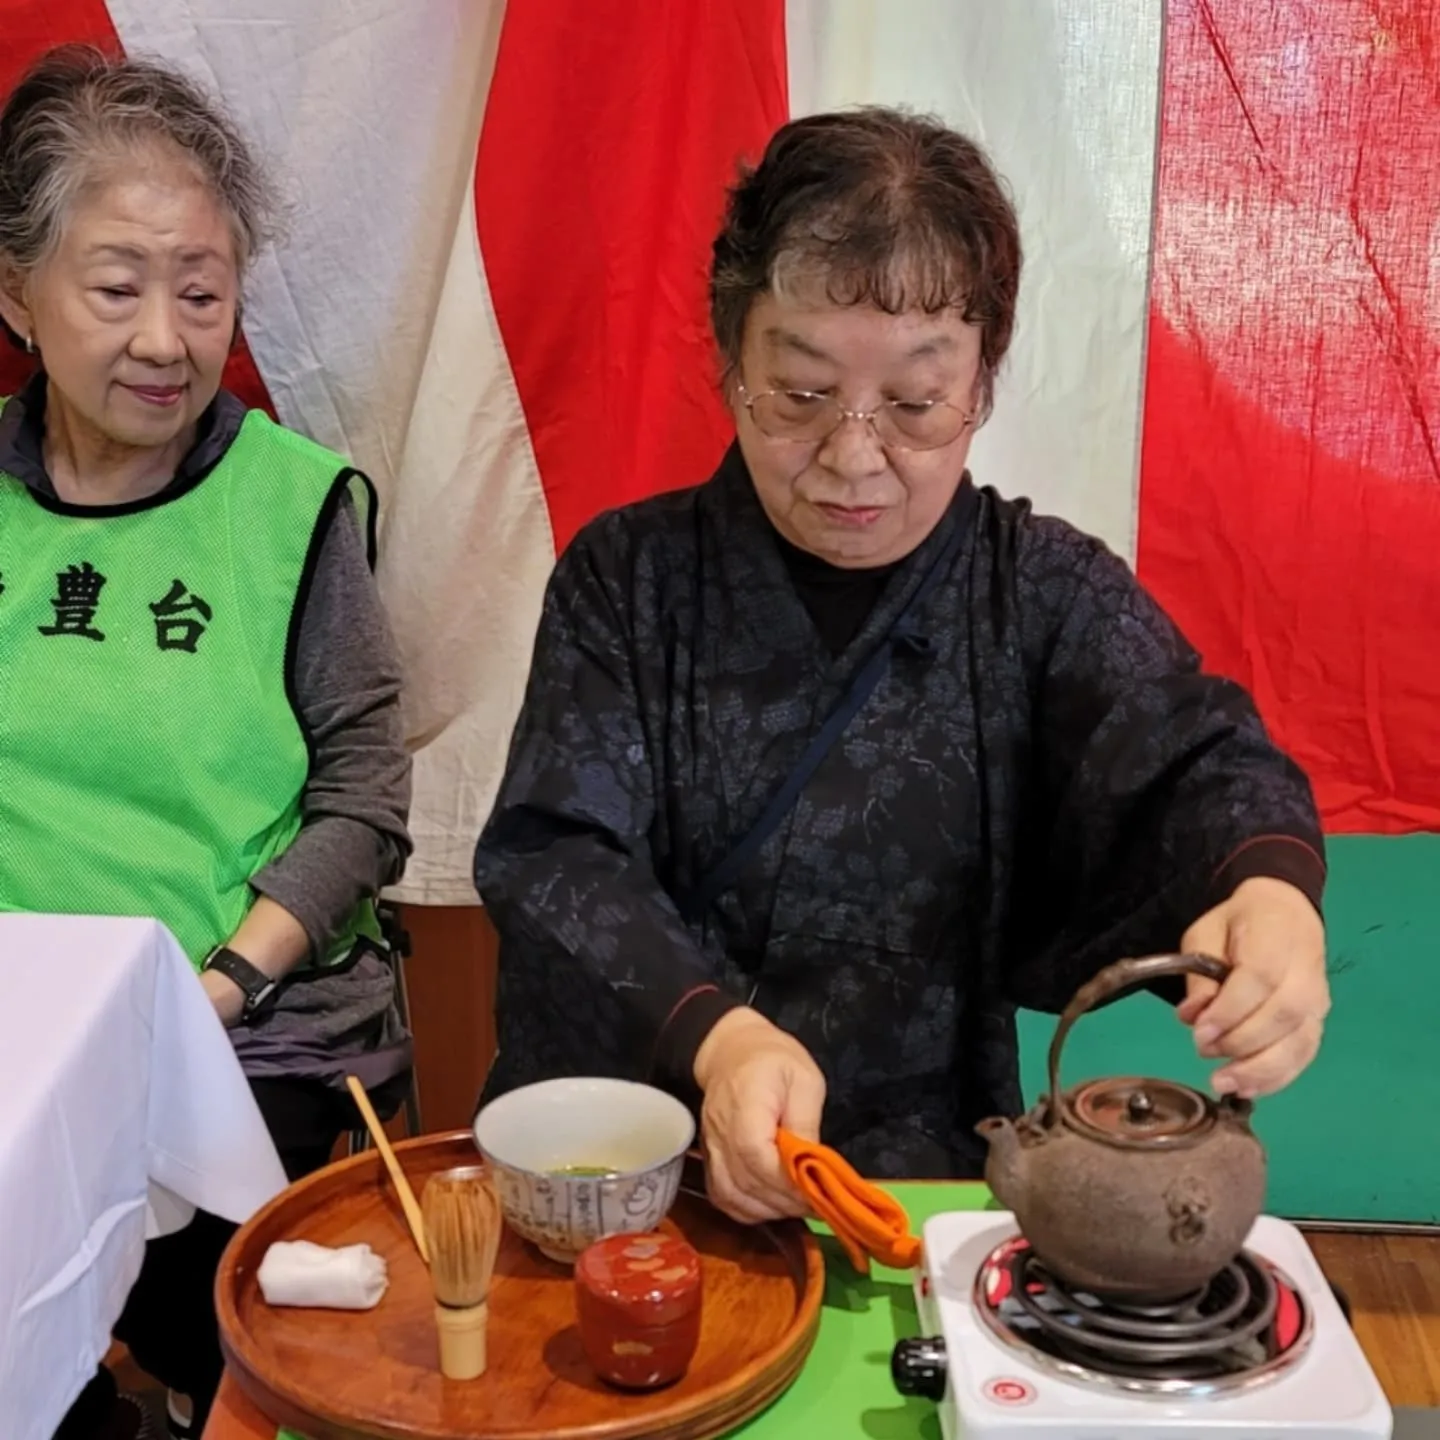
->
[243,977,277,1011]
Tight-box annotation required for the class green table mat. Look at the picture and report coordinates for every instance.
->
[729,1183,991,1439]
[276,1183,990,1440]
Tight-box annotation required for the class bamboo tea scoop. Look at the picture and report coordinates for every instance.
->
[422,1166,504,1380]
[344,1074,429,1265]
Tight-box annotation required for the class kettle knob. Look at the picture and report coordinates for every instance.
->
[891,1336,948,1400]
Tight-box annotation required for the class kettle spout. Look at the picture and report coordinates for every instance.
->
[974,1114,1023,1211]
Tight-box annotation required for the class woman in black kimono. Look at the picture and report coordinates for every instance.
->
[474,108,1329,1225]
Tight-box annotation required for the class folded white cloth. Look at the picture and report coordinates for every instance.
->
[257,1240,389,1310]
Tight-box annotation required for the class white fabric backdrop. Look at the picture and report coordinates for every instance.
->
[787,0,1163,562]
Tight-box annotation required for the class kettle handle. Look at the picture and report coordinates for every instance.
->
[1045,953,1231,1117]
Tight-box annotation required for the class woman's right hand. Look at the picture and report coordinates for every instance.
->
[692,1007,826,1225]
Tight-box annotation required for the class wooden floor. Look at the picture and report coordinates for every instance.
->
[1308,1230,1440,1406]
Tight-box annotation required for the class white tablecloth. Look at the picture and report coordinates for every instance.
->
[0,914,288,1440]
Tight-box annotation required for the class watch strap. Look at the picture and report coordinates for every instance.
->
[203,945,281,1020]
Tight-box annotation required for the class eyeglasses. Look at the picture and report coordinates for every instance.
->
[737,382,976,452]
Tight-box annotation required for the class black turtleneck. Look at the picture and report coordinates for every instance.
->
[772,531,901,656]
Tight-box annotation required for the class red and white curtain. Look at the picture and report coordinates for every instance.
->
[3,1,1435,901]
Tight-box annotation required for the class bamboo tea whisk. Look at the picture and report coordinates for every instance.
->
[421,1166,503,1380]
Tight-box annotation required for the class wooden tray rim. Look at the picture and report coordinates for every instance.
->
[216,1130,827,1440]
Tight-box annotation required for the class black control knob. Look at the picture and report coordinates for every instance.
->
[891,1336,948,1400]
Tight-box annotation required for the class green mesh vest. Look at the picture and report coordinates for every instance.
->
[0,403,380,970]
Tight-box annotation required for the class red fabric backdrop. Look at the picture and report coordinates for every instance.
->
[1137,1,1440,833]
[474,0,787,552]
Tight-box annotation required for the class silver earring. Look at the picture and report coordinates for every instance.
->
[24,334,34,355]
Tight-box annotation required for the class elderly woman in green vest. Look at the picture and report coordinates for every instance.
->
[0,47,412,1440]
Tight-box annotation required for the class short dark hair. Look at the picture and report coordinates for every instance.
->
[710,106,1022,420]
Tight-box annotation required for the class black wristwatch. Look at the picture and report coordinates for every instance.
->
[202,945,281,1023]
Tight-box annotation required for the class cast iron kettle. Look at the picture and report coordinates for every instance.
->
[976,953,1266,1303]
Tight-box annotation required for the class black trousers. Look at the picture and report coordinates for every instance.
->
[54,1077,361,1439]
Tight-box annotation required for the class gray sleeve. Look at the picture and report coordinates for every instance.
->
[250,492,414,954]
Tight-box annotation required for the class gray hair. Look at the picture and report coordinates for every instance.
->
[0,45,275,278]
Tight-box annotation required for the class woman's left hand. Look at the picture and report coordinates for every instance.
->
[200,966,246,1027]
[1177,876,1329,1099]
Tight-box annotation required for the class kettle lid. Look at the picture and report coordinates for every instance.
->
[1064,1076,1215,1149]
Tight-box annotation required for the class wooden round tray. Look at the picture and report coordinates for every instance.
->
[217,1131,824,1440]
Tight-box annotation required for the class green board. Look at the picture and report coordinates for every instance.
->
[1018,833,1440,1224]
[732,1183,991,1440]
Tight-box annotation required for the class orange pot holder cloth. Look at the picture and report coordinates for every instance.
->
[776,1129,922,1275]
